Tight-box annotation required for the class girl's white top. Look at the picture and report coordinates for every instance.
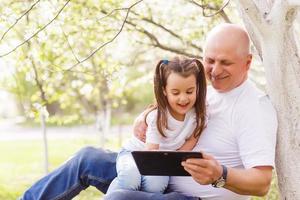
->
[123,109,197,151]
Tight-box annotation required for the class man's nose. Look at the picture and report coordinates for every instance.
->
[211,63,223,76]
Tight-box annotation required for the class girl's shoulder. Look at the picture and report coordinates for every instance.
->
[145,109,158,124]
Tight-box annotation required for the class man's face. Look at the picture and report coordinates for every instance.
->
[203,43,252,93]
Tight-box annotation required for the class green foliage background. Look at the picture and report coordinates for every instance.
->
[1,0,238,125]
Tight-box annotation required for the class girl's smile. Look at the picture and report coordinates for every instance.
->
[164,73,197,121]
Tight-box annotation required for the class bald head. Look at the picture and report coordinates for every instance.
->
[205,23,250,57]
[203,23,253,93]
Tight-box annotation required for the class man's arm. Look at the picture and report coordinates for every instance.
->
[133,111,148,142]
[225,166,272,196]
[182,153,273,196]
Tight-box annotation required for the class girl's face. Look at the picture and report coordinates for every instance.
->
[163,72,197,121]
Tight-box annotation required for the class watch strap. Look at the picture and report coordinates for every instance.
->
[221,164,227,180]
[211,165,227,187]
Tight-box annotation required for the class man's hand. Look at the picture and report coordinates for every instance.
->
[182,153,273,196]
[181,153,222,185]
[133,111,148,142]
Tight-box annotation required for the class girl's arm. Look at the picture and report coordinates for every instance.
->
[177,135,199,151]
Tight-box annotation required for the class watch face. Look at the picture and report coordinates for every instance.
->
[216,179,225,187]
[212,165,227,188]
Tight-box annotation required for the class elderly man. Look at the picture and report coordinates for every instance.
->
[20,24,277,200]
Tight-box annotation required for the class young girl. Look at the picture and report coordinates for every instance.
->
[106,57,207,194]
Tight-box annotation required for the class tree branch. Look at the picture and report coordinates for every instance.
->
[60,27,80,63]
[26,38,48,105]
[31,58,47,104]
[0,0,70,58]
[188,0,232,22]
[130,11,202,52]
[236,0,266,30]
[0,0,41,43]
[202,0,231,18]
[219,10,232,23]
[126,21,201,59]
[98,7,129,21]
[64,0,144,71]
[48,0,80,64]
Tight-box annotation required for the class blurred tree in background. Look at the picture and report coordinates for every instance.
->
[0,0,240,127]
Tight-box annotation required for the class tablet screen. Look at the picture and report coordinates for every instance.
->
[131,151,202,176]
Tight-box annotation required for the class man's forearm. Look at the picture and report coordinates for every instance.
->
[224,166,273,196]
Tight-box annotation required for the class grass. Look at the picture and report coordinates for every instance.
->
[0,136,104,200]
[0,136,279,200]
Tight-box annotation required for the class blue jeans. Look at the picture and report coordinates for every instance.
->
[107,149,169,194]
[20,146,199,200]
[20,147,118,200]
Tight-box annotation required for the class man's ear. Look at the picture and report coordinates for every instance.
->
[245,54,252,71]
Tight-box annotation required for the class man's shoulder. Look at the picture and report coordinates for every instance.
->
[236,81,275,117]
[239,81,270,104]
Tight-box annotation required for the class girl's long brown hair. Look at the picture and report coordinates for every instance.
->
[148,57,207,138]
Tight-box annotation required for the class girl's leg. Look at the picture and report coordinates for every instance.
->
[106,150,141,194]
[141,175,169,193]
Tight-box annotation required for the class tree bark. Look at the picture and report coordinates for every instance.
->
[236,0,300,199]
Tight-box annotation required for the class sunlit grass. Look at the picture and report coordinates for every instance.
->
[0,137,103,200]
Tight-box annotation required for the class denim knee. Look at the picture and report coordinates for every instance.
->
[117,169,141,190]
[76,147,117,169]
[74,146,118,189]
[76,146,103,162]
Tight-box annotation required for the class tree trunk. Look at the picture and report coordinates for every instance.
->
[40,106,49,174]
[236,0,300,199]
[96,101,111,147]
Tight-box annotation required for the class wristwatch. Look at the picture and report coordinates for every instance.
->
[211,165,227,188]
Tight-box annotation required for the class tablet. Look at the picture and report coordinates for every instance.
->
[131,150,203,176]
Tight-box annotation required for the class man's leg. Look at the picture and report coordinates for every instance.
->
[104,189,199,200]
[20,146,117,200]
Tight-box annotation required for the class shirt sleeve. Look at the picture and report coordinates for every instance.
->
[145,110,162,144]
[234,95,278,169]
